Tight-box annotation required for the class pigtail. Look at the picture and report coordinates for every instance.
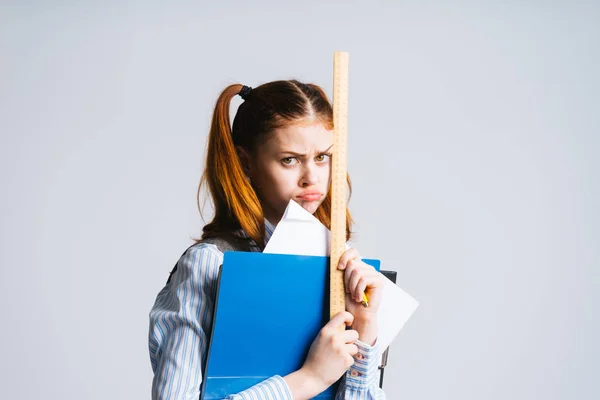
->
[198,84,265,247]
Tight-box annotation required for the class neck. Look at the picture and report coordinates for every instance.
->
[263,208,283,228]
[265,215,281,227]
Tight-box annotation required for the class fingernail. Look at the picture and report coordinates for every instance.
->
[338,262,343,269]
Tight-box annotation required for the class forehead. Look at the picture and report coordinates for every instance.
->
[265,122,333,150]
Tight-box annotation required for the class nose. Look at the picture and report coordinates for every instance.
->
[299,163,318,188]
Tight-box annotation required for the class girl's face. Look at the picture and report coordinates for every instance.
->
[243,122,333,226]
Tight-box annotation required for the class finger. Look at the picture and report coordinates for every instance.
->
[339,329,359,343]
[337,248,360,270]
[344,354,355,369]
[344,259,359,290]
[356,270,383,302]
[328,311,354,328]
[354,275,368,303]
[344,343,359,357]
[348,267,365,302]
[344,261,379,301]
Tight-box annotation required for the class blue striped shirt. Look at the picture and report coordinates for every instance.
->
[149,220,387,399]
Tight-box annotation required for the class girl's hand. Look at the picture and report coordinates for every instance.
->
[338,247,385,345]
[287,311,358,398]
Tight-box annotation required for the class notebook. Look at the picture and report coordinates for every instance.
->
[200,251,380,400]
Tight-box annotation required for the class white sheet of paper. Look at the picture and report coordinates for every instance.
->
[263,200,419,354]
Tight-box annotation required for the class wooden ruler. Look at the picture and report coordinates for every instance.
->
[330,51,349,323]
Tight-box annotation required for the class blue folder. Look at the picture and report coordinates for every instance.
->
[201,251,380,400]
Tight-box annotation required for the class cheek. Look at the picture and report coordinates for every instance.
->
[319,165,331,187]
[272,169,300,196]
[258,166,298,198]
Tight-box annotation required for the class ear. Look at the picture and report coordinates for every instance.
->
[236,146,252,177]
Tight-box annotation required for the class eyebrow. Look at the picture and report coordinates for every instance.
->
[280,144,334,157]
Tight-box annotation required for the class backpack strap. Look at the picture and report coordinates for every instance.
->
[165,236,253,284]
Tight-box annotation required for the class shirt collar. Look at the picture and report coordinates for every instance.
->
[264,218,276,246]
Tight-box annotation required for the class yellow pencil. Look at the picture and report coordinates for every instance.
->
[361,292,369,307]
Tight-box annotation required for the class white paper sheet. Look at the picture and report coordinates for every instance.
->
[263,200,419,354]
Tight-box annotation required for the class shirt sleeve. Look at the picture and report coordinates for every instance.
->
[335,339,387,400]
[149,244,293,400]
[224,376,292,399]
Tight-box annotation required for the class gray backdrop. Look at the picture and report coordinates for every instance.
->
[1,1,598,399]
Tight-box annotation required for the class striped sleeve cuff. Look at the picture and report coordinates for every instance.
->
[228,375,293,400]
[345,339,381,390]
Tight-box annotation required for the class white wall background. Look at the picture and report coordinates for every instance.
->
[1,1,598,399]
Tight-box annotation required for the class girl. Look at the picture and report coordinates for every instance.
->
[149,80,386,400]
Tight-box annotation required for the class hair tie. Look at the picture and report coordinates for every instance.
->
[239,85,252,100]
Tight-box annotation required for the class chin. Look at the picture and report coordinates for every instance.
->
[299,201,320,215]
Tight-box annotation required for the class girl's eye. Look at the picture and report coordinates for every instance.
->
[282,157,298,166]
[315,154,331,163]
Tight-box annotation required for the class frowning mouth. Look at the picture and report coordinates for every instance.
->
[297,192,323,201]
